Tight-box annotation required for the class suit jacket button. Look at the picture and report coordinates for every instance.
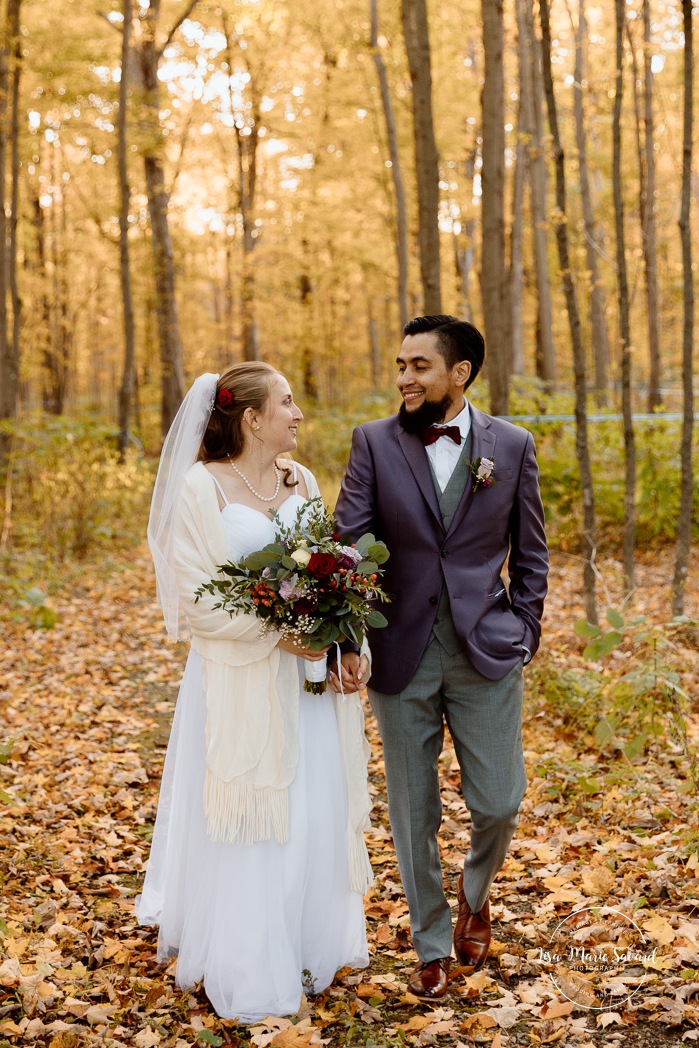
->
[441,549,448,558]
[429,596,438,605]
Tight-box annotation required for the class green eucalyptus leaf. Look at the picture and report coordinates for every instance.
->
[243,551,279,570]
[367,543,390,563]
[340,621,360,644]
[355,533,376,556]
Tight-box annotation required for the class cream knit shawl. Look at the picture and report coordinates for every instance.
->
[172,461,373,893]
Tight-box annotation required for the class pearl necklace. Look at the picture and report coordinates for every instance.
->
[228,457,281,502]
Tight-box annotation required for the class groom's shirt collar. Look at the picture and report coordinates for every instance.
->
[425,398,471,492]
[447,398,471,440]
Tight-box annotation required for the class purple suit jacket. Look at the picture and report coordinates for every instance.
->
[334,405,549,693]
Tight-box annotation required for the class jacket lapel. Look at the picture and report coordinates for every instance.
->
[396,426,443,528]
[445,405,496,538]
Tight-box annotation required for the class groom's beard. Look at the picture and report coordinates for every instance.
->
[398,393,453,435]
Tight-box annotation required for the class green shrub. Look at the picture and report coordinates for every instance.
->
[531,610,697,788]
[0,415,154,561]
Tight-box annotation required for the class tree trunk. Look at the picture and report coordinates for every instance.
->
[29,189,52,412]
[480,0,509,414]
[642,0,661,412]
[367,304,382,387]
[224,228,235,364]
[117,0,137,459]
[613,0,636,598]
[370,0,410,329]
[454,145,477,323]
[672,0,694,616]
[509,85,525,377]
[0,7,10,452]
[539,0,597,624]
[44,143,69,414]
[454,230,474,323]
[7,0,21,428]
[401,0,441,313]
[571,0,610,407]
[136,0,195,435]
[518,0,555,389]
[237,121,260,363]
[299,242,318,401]
[221,13,260,362]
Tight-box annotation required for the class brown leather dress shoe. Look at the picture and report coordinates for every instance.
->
[407,956,451,1000]
[453,874,491,969]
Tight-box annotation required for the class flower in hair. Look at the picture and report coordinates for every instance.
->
[217,387,234,408]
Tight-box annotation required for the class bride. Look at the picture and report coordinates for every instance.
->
[136,363,372,1021]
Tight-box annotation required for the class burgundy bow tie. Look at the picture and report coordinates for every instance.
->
[421,425,462,446]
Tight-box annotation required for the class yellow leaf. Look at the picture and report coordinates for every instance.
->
[395,1015,432,1033]
[424,1019,455,1035]
[545,889,581,905]
[554,969,600,1009]
[85,1003,118,1025]
[461,1012,498,1033]
[133,1029,163,1047]
[597,1012,624,1028]
[580,865,616,897]
[270,1017,318,1046]
[0,957,20,987]
[62,996,89,1017]
[0,1020,23,1036]
[543,875,571,891]
[539,1000,575,1019]
[641,915,676,946]
[542,1027,569,1043]
[355,982,384,1000]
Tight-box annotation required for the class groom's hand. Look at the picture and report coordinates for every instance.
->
[328,652,369,693]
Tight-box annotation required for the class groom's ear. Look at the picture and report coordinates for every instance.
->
[453,359,472,390]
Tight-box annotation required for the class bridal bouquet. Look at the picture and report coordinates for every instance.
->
[195,498,390,693]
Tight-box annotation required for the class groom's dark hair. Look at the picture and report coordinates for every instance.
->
[403,315,485,389]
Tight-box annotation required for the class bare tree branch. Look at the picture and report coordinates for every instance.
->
[158,0,200,56]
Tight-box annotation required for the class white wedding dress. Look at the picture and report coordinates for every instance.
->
[136,489,369,1022]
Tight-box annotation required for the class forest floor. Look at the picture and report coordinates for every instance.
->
[1,546,699,1048]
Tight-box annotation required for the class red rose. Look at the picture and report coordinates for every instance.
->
[307,552,339,577]
[217,387,234,407]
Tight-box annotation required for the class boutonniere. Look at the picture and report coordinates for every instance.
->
[466,456,495,492]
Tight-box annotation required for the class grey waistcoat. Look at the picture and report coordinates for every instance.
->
[428,432,472,656]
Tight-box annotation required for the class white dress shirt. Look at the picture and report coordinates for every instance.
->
[425,399,471,493]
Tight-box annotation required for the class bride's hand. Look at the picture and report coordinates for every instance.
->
[328,652,370,693]
[278,636,329,662]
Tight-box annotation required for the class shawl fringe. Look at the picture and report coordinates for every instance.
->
[204,774,289,845]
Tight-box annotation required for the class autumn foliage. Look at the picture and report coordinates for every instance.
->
[1,541,698,1047]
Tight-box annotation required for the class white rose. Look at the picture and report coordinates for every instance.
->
[478,457,494,479]
[290,548,312,566]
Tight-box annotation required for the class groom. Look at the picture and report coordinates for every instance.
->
[332,315,548,1000]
